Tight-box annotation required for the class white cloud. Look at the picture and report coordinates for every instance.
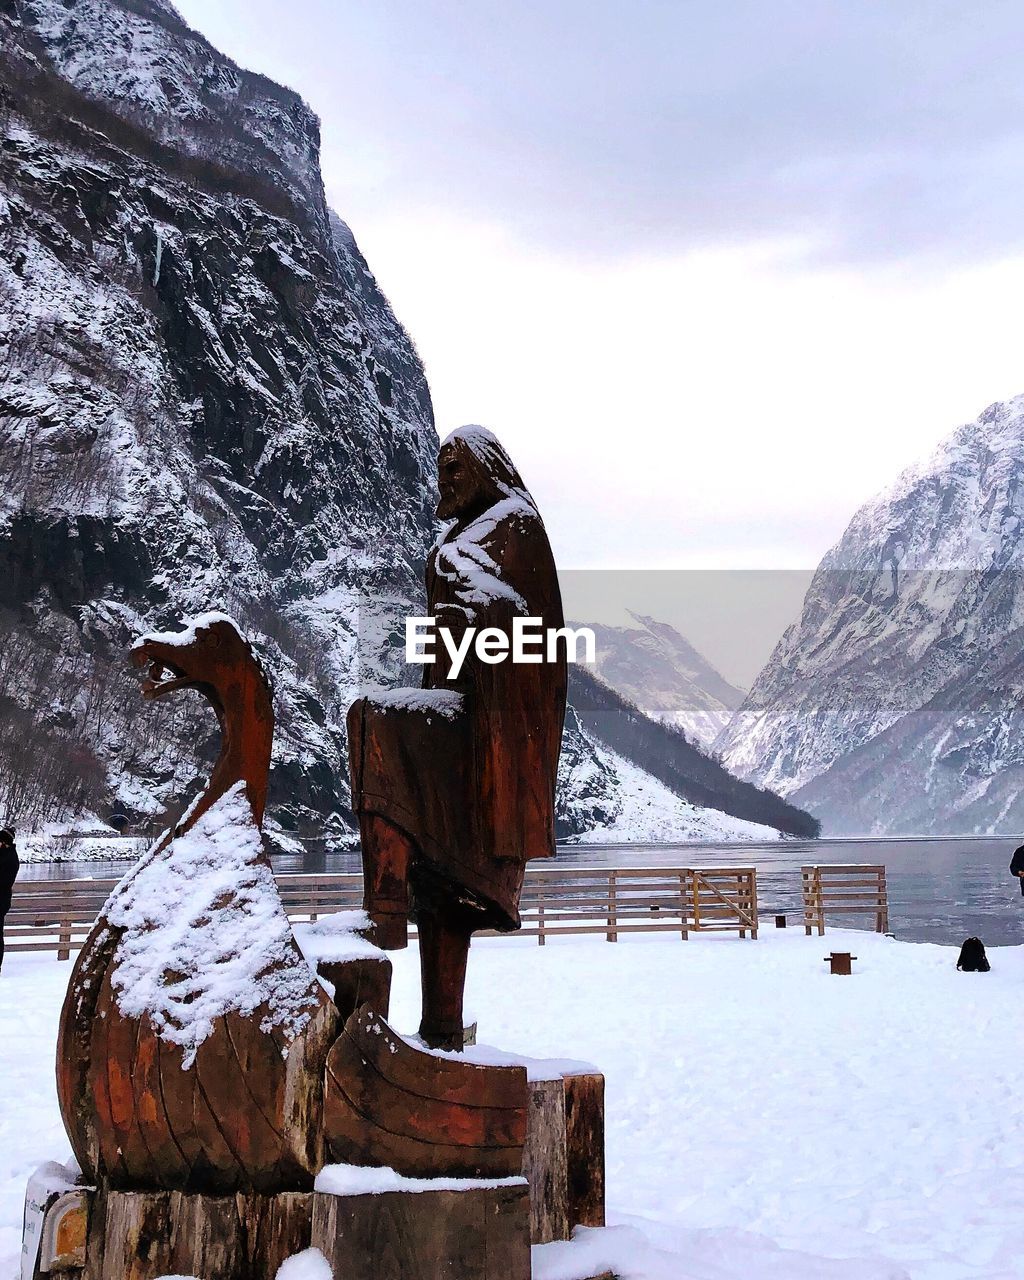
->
[345,207,1024,568]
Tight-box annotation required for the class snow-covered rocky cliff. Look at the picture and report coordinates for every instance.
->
[717,395,1024,835]
[578,612,744,748]
[0,0,444,844]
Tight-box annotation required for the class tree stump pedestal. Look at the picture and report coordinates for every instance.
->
[312,1175,531,1280]
[523,1068,605,1244]
[75,1187,313,1280]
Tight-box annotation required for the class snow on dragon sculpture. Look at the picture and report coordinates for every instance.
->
[55,614,341,1193]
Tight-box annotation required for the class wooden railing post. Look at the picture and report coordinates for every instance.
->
[802,866,826,936]
[538,896,546,947]
[606,870,618,942]
[815,867,825,936]
[750,868,758,939]
[58,884,72,961]
[802,868,811,935]
[679,873,688,940]
[692,872,701,932]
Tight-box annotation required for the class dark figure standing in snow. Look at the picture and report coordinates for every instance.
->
[0,828,20,974]
[348,426,567,1050]
[1011,844,1024,896]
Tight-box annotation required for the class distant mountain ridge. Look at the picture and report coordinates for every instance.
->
[570,668,819,838]
[573,611,745,747]
[717,394,1024,835]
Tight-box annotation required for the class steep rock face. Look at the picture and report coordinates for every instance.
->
[717,395,1024,834]
[578,611,744,747]
[0,1,437,837]
[16,0,330,242]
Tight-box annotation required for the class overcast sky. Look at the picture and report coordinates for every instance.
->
[175,0,1024,590]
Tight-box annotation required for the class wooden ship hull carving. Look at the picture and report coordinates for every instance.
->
[324,1006,529,1179]
[54,619,342,1195]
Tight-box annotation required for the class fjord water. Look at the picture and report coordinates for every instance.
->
[21,836,1024,947]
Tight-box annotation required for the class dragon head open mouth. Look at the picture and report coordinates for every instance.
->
[130,645,197,700]
[129,612,275,831]
[129,612,262,706]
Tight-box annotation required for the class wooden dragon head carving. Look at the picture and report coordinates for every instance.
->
[130,612,274,833]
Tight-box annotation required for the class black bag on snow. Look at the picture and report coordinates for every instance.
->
[956,937,990,972]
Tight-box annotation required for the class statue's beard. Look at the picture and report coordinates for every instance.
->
[437,489,487,521]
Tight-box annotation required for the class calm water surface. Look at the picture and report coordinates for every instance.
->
[20,835,1024,947]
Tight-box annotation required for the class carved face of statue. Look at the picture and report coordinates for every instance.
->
[436,440,491,520]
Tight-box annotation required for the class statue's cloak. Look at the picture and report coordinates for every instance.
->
[348,426,567,930]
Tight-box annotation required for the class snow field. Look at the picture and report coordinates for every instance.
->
[3,926,1024,1278]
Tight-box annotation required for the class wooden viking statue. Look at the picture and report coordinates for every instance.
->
[348,425,567,1049]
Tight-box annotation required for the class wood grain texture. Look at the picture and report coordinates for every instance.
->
[83,1186,313,1280]
[564,1073,606,1229]
[323,1006,528,1179]
[522,1070,606,1244]
[311,1183,531,1280]
[523,1076,568,1244]
[317,955,392,1022]
[86,986,334,1193]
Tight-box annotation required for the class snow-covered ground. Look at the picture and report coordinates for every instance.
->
[3,926,1022,1278]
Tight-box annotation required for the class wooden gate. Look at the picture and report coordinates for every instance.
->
[801,864,888,936]
[687,867,759,939]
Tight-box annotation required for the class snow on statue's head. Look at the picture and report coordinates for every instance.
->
[436,425,537,522]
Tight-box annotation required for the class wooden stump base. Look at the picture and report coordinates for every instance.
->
[524,1070,605,1245]
[80,1185,312,1280]
[311,1180,531,1280]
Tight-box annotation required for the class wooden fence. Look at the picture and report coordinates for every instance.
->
[6,865,759,957]
[513,866,758,942]
[801,864,889,936]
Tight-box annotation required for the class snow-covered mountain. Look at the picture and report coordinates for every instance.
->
[578,612,745,747]
[0,0,803,847]
[0,0,442,843]
[717,395,1024,835]
[557,710,779,843]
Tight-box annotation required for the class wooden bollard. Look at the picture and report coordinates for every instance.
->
[775,914,787,928]
[824,952,856,975]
